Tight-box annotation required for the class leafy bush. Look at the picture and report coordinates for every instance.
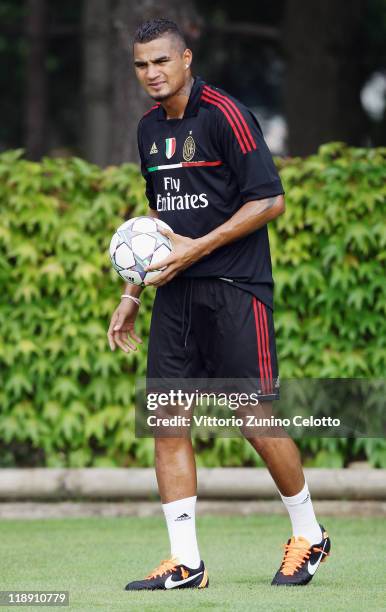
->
[271,142,386,467]
[0,143,385,467]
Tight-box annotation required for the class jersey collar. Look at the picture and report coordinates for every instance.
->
[156,76,205,121]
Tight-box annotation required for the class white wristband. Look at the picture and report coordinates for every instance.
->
[121,294,141,306]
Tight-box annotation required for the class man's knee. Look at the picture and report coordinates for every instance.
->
[155,436,191,458]
[246,435,290,455]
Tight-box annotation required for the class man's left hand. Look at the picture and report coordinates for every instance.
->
[144,228,202,287]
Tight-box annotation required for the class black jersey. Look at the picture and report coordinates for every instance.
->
[137,77,284,309]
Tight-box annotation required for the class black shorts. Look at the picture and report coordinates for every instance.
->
[147,277,279,400]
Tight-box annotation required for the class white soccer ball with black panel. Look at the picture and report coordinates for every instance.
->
[109,216,173,286]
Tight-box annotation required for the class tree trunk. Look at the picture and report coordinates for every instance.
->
[81,0,112,166]
[283,0,367,156]
[110,0,201,164]
[81,0,201,166]
[110,0,147,165]
[25,0,47,160]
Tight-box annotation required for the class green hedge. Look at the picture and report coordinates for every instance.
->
[0,144,385,468]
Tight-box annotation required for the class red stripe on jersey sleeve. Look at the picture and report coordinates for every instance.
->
[203,87,252,153]
[204,86,257,151]
[201,94,247,154]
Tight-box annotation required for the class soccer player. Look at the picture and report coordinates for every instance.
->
[107,18,331,590]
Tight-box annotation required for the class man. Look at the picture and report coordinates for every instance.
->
[107,18,330,591]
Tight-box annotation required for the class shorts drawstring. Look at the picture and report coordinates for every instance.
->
[181,279,194,348]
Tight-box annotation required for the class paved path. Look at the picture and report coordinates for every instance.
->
[1,500,385,519]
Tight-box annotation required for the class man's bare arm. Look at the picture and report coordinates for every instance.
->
[106,207,158,352]
[148,207,159,219]
[145,194,285,287]
[195,194,284,258]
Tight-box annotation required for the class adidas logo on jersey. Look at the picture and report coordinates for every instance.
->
[175,513,191,521]
[150,142,158,154]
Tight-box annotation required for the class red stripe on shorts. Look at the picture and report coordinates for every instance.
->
[259,301,273,394]
[253,297,268,395]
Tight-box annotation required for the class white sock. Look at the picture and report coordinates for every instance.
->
[279,482,322,545]
[162,495,201,569]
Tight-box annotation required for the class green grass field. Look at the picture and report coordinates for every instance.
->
[1,515,385,611]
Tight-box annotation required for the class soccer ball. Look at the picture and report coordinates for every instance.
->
[109,216,173,286]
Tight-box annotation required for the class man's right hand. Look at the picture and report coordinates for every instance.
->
[107,299,142,353]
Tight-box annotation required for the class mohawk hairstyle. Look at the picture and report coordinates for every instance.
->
[133,18,187,52]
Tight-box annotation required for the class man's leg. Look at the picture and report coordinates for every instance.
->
[238,399,321,544]
[246,433,322,545]
[243,428,330,587]
[125,434,207,590]
[155,437,201,569]
[146,279,202,569]
[125,279,209,590]
[155,437,196,501]
[247,435,304,495]
[207,282,330,585]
